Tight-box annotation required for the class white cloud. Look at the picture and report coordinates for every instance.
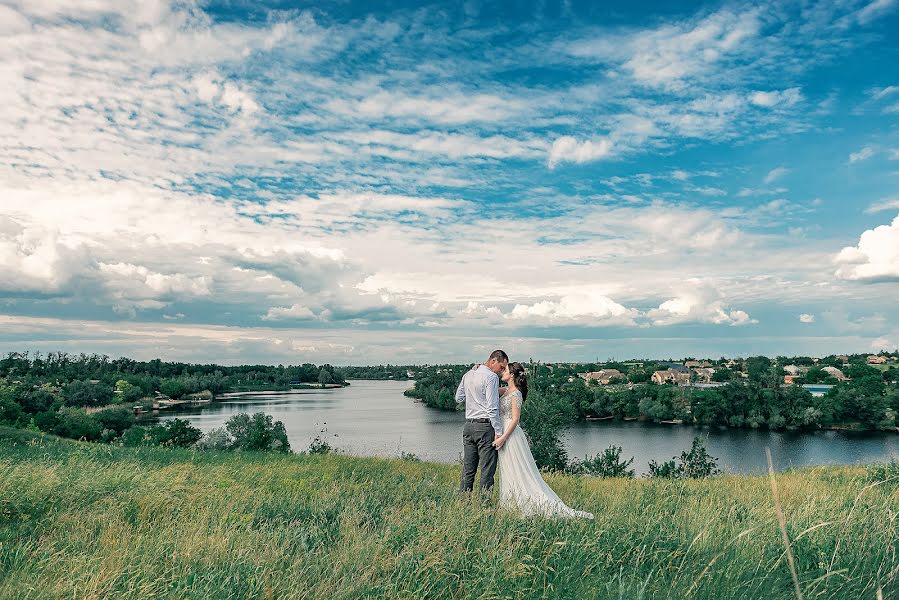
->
[324,90,524,125]
[750,88,802,108]
[849,146,875,164]
[799,313,815,323]
[865,198,899,213]
[834,215,899,282]
[856,0,898,25]
[647,283,757,326]
[568,8,761,88]
[763,167,789,184]
[871,85,899,101]
[262,304,317,321]
[505,294,638,326]
[548,136,612,168]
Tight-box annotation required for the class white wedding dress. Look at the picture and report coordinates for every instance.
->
[498,390,594,519]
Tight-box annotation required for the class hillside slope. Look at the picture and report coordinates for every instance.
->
[0,427,896,599]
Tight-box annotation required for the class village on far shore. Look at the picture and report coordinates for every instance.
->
[574,353,897,397]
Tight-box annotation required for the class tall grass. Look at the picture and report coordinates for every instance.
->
[0,426,896,599]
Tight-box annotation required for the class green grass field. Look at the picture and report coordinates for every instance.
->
[0,426,896,599]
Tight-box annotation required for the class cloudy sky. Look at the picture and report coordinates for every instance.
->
[1,0,898,365]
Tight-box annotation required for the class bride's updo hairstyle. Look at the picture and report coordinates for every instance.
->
[509,362,528,402]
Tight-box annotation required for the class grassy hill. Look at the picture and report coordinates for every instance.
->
[0,426,896,599]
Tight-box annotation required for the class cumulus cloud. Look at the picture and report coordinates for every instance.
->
[548,136,612,168]
[262,304,317,321]
[505,294,638,326]
[799,313,815,323]
[834,215,899,282]
[749,88,802,108]
[647,284,757,326]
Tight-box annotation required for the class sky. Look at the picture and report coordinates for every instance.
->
[1,0,898,365]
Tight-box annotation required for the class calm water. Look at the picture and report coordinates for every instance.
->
[153,380,899,475]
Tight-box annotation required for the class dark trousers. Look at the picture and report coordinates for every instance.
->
[460,420,498,493]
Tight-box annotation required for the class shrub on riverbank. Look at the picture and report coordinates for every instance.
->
[0,426,895,599]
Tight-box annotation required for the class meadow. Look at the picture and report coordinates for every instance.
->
[0,426,896,599]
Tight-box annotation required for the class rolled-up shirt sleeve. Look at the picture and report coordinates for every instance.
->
[485,373,503,436]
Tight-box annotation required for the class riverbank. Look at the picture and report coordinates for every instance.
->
[0,427,895,599]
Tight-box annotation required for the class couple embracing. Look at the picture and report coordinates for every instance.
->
[455,349,593,519]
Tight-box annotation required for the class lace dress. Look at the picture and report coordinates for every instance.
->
[498,390,594,519]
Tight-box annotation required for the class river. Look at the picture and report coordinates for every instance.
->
[152,380,899,475]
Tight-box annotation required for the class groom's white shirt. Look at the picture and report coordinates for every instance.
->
[455,364,503,436]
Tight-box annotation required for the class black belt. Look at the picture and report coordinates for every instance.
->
[466,418,490,423]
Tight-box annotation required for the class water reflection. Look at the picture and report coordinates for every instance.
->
[153,380,899,474]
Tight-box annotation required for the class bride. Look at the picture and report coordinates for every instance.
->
[493,362,593,519]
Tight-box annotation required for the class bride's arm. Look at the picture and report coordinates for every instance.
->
[499,386,509,397]
[493,396,521,449]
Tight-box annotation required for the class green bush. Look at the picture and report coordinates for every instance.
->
[226,412,290,452]
[95,406,136,435]
[53,407,102,441]
[646,437,721,479]
[568,445,635,478]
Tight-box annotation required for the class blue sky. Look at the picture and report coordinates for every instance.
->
[0,0,897,365]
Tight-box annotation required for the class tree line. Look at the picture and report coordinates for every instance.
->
[0,352,347,444]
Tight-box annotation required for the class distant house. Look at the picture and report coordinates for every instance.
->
[579,369,625,385]
[783,364,808,376]
[822,366,847,381]
[867,355,887,365]
[836,355,849,364]
[784,375,799,385]
[684,360,713,369]
[651,369,691,385]
[693,367,715,383]
[657,362,691,374]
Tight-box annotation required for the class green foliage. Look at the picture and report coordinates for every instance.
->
[568,445,635,478]
[53,407,102,441]
[194,427,232,450]
[63,380,114,407]
[95,406,136,435]
[646,437,721,479]
[520,387,576,471]
[0,396,26,427]
[647,459,678,479]
[225,412,291,453]
[403,365,471,410]
[115,379,145,403]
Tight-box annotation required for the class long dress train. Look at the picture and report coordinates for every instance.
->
[498,390,594,519]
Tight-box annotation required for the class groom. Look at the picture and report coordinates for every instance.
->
[455,349,508,493]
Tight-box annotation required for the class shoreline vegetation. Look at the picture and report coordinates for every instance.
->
[1,351,896,470]
[1,426,896,598]
[404,355,899,435]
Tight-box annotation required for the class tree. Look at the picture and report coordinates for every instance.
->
[0,397,25,427]
[225,412,290,452]
[115,379,144,403]
[520,389,575,471]
[151,419,203,447]
[95,407,136,435]
[53,407,102,441]
[317,368,334,386]
[63,380,114,407]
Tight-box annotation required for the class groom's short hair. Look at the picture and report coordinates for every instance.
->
[488,349,509,363]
